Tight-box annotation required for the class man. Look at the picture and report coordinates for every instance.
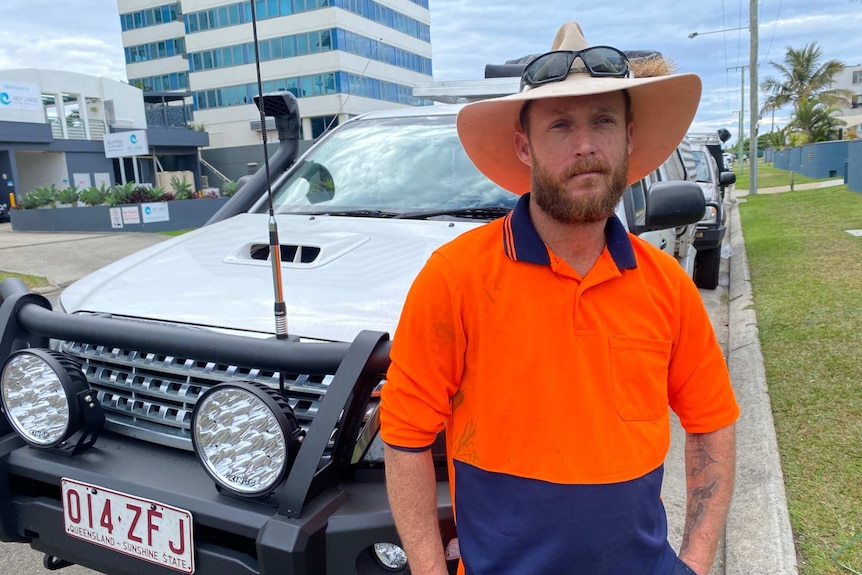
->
[380,22,739,575]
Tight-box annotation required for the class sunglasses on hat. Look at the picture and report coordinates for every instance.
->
[520,47,632,91]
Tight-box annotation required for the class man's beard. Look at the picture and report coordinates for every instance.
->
[530,155,628,224]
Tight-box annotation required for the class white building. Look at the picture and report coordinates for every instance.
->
[0,68,208,201]
[117,0,433,155]
[830,64,862,131]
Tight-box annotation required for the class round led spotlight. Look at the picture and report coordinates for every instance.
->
[372,542,408,572]
[192,381,300,497]
[1,349,89,448]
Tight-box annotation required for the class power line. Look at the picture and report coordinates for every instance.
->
[764,0,783,65]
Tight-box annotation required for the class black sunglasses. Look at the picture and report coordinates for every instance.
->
[520,47,632,90]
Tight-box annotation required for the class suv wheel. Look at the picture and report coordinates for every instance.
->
[693,247,721,289]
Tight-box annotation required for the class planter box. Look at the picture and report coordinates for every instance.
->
[9,198,231,233]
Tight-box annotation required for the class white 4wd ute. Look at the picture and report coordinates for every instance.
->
[0,94,705,575]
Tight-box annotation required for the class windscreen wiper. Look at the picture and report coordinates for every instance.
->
[301,209,402,218]
[393,206,513,220]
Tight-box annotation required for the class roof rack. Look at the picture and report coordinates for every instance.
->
[687,132,723,145]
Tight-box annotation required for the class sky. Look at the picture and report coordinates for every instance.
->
[1,0,860,146]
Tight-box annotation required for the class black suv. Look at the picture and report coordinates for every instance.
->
[690,139,736,289]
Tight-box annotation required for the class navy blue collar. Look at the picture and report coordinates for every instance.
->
[502,193,637,271]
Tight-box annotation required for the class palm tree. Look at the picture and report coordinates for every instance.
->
[787,98,847,144]
[760,43,853,114]
[761,127,786,150]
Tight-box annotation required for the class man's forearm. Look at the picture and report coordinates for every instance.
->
[384,445,449,575]
[679,423,736,575]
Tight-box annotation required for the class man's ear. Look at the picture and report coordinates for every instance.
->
[514,130,532,167]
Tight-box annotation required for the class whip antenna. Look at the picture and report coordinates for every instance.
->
[249,0,288,341]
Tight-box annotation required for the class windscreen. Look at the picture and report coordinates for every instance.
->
[692,151,712,183]
[263,114,518,215]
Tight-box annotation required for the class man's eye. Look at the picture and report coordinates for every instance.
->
[596,117,616,125]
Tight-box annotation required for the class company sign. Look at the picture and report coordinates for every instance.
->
[142,202,170,223]
[0,82,42,112]
[103,130,149,158]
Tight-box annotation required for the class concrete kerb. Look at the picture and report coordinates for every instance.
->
[724,196,799,574]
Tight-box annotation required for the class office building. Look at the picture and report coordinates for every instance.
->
[117,0,433,175]
[0,69,208,202]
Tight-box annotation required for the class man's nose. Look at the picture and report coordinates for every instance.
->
[569,126,596,156]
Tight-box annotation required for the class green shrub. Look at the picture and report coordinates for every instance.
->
[79,185,109,207]
[222,180,238,197]
[107,183,172,206]
[57,185,80,207]
[18,192,45,210]
[127,185,167,204]
[20,185,58,209]
[170,176,194,200]
[107,182,136,207]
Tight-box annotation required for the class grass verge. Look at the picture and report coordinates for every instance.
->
[158,228,196,237]
[0,271,50,290]
[738,186,862,574]
[734,159,831,191]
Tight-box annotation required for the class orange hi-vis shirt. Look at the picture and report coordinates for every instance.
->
[380,194,739,575]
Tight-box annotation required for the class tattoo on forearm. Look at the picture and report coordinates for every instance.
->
[681,434,720,551]
[687,435,717,478]
[681,481,716,551]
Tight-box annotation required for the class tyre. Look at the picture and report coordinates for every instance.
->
[693,247,721,289]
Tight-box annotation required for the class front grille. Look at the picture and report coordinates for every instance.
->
[59,340,334,451]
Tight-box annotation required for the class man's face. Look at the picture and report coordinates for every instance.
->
[514,93,633,224]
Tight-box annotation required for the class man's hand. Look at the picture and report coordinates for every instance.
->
[384,445,449,575]
[678,423,736,575]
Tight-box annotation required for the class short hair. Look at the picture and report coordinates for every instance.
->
[518,90,632,135]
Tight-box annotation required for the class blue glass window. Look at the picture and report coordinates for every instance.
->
[182,0,428,43]
[120,3,180,30]
[270,38,283,58]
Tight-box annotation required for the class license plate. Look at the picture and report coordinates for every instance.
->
[61,478,194,574]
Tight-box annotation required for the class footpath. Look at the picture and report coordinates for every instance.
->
[734,177,845,196]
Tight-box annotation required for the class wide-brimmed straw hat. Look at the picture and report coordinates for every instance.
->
[456,22,702,194]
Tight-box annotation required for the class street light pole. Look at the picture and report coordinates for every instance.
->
[749,0,759,195]
[688,26,748,39]
[689,24,756,184]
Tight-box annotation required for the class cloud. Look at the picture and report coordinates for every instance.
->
[0,2,125,81]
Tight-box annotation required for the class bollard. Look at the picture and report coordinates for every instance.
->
[8,192,15,209]
[790,171,794,192]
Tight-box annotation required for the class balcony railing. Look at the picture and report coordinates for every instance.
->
[145,103,192,128]
[48,119,108,141]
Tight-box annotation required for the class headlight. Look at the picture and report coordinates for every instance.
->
[192,381,301,497]
[1,349,95,448]
[372,542,408,571]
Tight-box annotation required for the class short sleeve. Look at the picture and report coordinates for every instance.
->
[667,276,740,433]
[380,251,466,450]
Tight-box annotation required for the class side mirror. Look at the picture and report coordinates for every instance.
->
[719,171,736,187]
[303,161,335,204]
[638,180,706,233]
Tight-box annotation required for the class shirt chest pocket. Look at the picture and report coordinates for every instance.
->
[608,336,672,421]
